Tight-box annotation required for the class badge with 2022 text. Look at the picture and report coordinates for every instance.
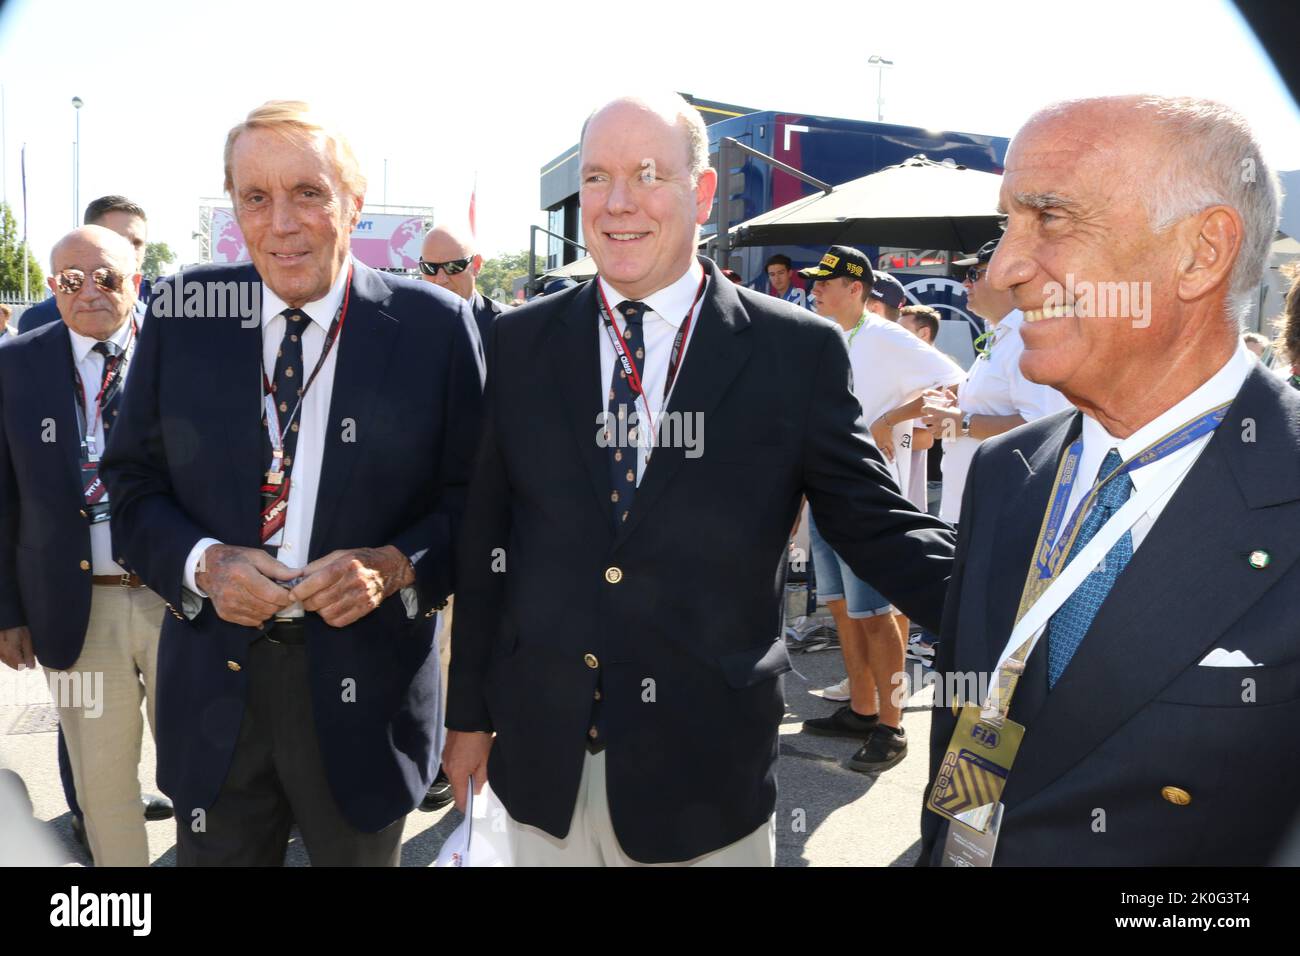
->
[927,704,1025,841]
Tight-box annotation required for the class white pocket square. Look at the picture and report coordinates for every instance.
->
[1198,648,1262,667]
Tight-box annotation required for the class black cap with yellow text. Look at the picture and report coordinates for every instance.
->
[798,245,874,285]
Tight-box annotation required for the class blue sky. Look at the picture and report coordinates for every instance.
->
[1,0,1297,266]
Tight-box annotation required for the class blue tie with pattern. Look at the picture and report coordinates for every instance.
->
[1046,448,1133,687]
[606,300,646,528]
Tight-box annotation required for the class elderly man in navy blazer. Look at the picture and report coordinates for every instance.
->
[921,96,1298,866]
[102,101,484,866]
[0,225,164,866]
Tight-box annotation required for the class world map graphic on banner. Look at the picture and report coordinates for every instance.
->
[208,209,428,270]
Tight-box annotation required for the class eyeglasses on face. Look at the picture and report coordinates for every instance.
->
[54,267,126,295]
[964,265,987,283]
[419,257,473,277]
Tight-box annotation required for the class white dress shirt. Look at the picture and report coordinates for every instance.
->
[68,318,137,575]
[597,259,707,485]
[940,310,1074,523]
[1066,342,1254,551]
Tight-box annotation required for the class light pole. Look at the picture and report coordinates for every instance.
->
[71,96,83,227]
[867,56,893,122]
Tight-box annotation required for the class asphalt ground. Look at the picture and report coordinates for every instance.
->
[0,625,934,867]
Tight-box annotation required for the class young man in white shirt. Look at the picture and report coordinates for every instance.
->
[798,246,962,772]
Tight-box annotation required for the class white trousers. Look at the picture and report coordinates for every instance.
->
[42,585,164,866]
[506,750,776,867]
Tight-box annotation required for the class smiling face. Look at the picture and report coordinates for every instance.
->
[989,104,1184,404]
[230,126,361,308]
[579,100,717,300]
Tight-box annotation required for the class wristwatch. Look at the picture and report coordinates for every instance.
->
[960,412,974,436]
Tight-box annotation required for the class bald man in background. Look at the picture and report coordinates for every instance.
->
[414,223,505,812]
[420,224,503,360]
[0,226,165,865]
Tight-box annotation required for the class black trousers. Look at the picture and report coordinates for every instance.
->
[175,637,403,866]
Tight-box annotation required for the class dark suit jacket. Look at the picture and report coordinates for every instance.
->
[0,321,121,668]
[448,257,955,863]
[469,290,505,358]
[921,366,1300,865]
[17,297,60,335]
[101,259,484,833]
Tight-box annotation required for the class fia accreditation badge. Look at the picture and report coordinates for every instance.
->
[942,801,1005,867]
[927,704,1025,864]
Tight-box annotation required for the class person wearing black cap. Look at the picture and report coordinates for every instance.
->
[921,238,1070,526]
[864,271,908,322]
[797,245,962,773]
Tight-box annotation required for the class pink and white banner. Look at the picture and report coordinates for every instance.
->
[210,209,428,270]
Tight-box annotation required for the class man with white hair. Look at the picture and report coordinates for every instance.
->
[921,95,1298,866]
[445,93,954,865]
[102,102,484,865]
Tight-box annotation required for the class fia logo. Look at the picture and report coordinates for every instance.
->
[970,723,1000,748]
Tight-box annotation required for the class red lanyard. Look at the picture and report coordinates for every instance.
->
[72,318,138,458]
[597,272,707,443]
[261,264,353,448]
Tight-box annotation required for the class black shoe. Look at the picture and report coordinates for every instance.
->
[420,769,454,812]
[802,705,879,740]
[847,725,908,773]
[142,792,174,821]
[70,814,89,852]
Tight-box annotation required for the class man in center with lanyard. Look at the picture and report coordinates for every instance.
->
[0,226,163,866]
[445,94,955,866]
[921,95,1299,866]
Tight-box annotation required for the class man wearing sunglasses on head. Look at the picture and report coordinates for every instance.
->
[420,223,502,361]
[19,196,152,335]
[0,226,166,866]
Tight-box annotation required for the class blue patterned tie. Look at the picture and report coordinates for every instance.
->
[1046,449,1133,687]
[606,300,646,528]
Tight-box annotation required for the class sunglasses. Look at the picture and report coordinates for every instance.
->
[55,267,126,295]
[965,265,987,283]
[418,257,473,277]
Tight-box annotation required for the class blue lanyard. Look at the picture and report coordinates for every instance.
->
[1033,402,1230,582]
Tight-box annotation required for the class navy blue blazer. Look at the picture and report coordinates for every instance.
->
[0,320,122,668]
[469,290,504,359]
[448,257,956,863]
[921,366,1300,865]
[101,260,485,833]
[16,296,60,335]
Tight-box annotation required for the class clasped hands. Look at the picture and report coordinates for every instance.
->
[195,543,415,628]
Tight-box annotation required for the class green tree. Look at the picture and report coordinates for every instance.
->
[476,250,536,302]
[0,202,44,297]
[142,241,176,278]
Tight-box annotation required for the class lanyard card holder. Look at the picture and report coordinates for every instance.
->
[927,703,1024,866]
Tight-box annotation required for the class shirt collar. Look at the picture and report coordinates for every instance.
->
[67,315,135,365]
[1081,341,1255,485]
[261,257,352,332]
[597,258,706,329]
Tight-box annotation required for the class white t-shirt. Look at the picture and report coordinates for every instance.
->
[939,310,1073,523]
[845,312,964,497]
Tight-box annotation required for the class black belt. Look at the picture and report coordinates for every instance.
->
[260,617,306,645]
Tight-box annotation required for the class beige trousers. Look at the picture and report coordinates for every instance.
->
[506,750,776,867]
[42,585,164,867]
